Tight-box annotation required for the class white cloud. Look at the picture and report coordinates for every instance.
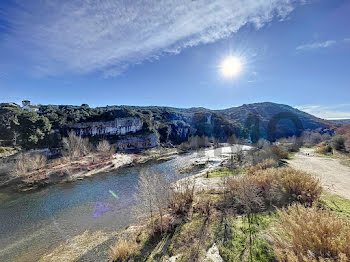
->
[296,40,336,51]
[1,0,304,77]
[296,104,350,120]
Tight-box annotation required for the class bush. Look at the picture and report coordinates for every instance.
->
[247,145,289,166]
[271,145,289,159]
[315,142,332,154]
[96,140,115,157]
[13,152,47,178]
[331,135,346,151]
[248,158,278,173]
[109,238,138,261]
[169,177,196,216]
[62,131,92,160]
[0,146,5,153]
[271,204,350,262]
[279,168,322,206]
[227,168,322,210]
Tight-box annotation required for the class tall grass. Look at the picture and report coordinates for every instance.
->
[226,167,322,210]
[109,238,138,261]
[271,204,350,262]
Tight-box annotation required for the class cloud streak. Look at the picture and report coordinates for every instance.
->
[297,104,350,120]
[1,0,303,77]
[296,40,336,51]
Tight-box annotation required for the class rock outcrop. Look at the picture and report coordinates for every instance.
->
[71,117,143,136]
[114,133,159,152]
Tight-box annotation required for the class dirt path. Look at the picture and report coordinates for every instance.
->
[287,148,350,199]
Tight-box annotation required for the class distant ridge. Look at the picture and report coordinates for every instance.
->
[0,101,337,146]
[329,119,350,126]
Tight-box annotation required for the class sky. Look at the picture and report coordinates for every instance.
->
[0,0,349,119]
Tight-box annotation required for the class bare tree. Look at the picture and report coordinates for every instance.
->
[13,152,47,179]
[134,169,170,233]
[62,131,92,160]
[96,140,115,158]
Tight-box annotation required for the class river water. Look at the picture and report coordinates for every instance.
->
[0,146,250,262]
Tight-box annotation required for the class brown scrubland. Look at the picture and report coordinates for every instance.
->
[108,150,350,262]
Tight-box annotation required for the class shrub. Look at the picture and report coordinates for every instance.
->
[0,146,5,153]
[228,168,322,210]
[109,237,138,261]
[226,176,265,214]
[247,145,289,166]
[62,131,92,160]
[330,135,346,151]
[96,140,115,157]
[271,204,350,262]
[315,142,332,154]
[169,177,196,216]
[177,141,190,152]
[279,168,322,206]
[13,152,47,178]
[271,145,289,159]
[248,158,278,173]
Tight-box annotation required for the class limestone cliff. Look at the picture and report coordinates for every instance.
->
[114,133,159,152]
[71,117,143,136]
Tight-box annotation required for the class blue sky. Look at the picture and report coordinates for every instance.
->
[0,0,349,119]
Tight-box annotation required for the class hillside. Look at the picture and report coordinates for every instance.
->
[0,102,336,150]
[330,119,350,126]
[217,102,335,141]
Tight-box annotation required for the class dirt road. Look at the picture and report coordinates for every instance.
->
[288,148,350,199]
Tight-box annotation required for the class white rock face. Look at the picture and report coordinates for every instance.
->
[71,117,143,136]
[204,243,223,262]
[114,133,159,151]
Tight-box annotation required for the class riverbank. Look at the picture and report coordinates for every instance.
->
[1,147,179,191]
[0,145,253,262]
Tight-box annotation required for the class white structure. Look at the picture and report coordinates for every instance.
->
[22,100,40,112]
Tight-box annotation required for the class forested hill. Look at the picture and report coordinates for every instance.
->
[0,102,336,149]
[217,102,335,140]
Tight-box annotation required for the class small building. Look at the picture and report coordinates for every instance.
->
[22,100,40,112]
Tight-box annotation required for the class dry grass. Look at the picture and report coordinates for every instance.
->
[315,142,332,154]
[227,167,322,210]
[248,158,278,173]
[109,237,138,262]
[280,168,322,206]
[271,204,350,262]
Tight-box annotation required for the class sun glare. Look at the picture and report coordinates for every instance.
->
[220,56,242,78]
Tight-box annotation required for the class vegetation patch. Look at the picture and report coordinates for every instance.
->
[216,214,277,262]
[271,204,350,262]
[203,168,245,178]
[321,193,350,220]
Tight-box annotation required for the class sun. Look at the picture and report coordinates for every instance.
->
[220,56,243,78]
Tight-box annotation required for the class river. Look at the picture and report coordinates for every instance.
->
[0,145,250,262]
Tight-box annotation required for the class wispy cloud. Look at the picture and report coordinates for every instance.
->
[1,0,304,77]
[296,40,336,51]
[296,104,350,120]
